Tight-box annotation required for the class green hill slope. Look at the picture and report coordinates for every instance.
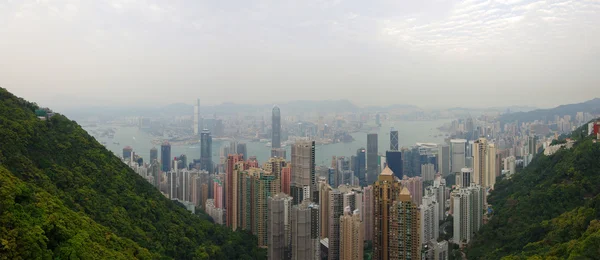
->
[467,124,600,259]
[0,88,265,259]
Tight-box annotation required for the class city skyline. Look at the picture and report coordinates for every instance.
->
[2,0,599,110]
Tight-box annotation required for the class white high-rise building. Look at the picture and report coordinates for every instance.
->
[452,184,484,245]
[420,188,440,245]
[450,139,467,173]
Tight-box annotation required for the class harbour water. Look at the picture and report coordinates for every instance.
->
[86,119,449,168]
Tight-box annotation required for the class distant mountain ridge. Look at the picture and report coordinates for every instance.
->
[499,98,600,123]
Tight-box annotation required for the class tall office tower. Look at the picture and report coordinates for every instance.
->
[420,188,440,245]
[389,187,421,260]
[291,140,316,205]
[150,147,158,163]
[340,208,364,260]
[390,130,399,151]
[363,185,374,242]
[122,146,133,160]
[160,141,171,172]
[528,135,538,155]
[401,176,423,207]
[291,200,320,260]
[200,129,213,173]
[373,167,403,260]
[193,99,201,135]
[421,163,436,181]
[319,181,332,239]
[226,154,243,229]
[271,148,287,159]
[281,165,292,195]
[151,159,160,188]
[355,148,366,186]
[328,189,344,260]
[385,150,403,180]
[237,142,248,160]
[452,184,484,244]
[450,139,467,173]
[366,133,378,185]
[268,193,292,260]
[272,106,281,149]
[438,144,450,176]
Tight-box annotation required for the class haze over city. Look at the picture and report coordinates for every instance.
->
[2,0,600,110]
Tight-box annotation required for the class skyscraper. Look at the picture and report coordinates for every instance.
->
[160,141,171,172]
[355,148,366,185]
[452,183,484,245]
[328,189,344,260]
[318,180,332,239]
[237,142,248,161]
[389,187,420,260]
[473,137,497,188]
[340,208,364,260]
[291,200,320,260]
[451,139,467,173]
[363,185,374,242]
[367,133,378,185]
[122,146,133,160]
[420,188,439,245]
[291,140,316,205]
[200,129,212,173]
[226,154,243,229]
[385,150,403,180]
[373,166,403,260]
[193,99,201,135]
[272,106,281,149]
[151,159,160,188]
[438,144,450,176]
[150,147,158,163]
[268,193,292,260]
[390,130,399,151]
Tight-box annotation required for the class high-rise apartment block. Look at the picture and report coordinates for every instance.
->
[291,200,320,260]
[452,184,485,245]
[339,208,364,260]
[389,187,420,260]
[473,138,497,189]
[291,140,316,205]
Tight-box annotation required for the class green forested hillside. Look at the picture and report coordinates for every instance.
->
[0,88,265,259]
[467,124,600,259]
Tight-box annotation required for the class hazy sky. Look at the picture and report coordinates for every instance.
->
[1,0,599,110]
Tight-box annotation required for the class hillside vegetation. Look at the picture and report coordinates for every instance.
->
[467,123,600,259]
[0,88,265,259]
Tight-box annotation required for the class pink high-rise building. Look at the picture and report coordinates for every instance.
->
[401,176,423,206]
[213,178,224,209]
[281,166,291,195]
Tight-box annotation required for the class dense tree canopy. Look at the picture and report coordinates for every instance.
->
[467,123,600,259]
[0,88,266,259]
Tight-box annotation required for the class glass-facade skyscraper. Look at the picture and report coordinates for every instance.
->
[272,106,281,149]
[201,129,213,174]
[160,141,171,172]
